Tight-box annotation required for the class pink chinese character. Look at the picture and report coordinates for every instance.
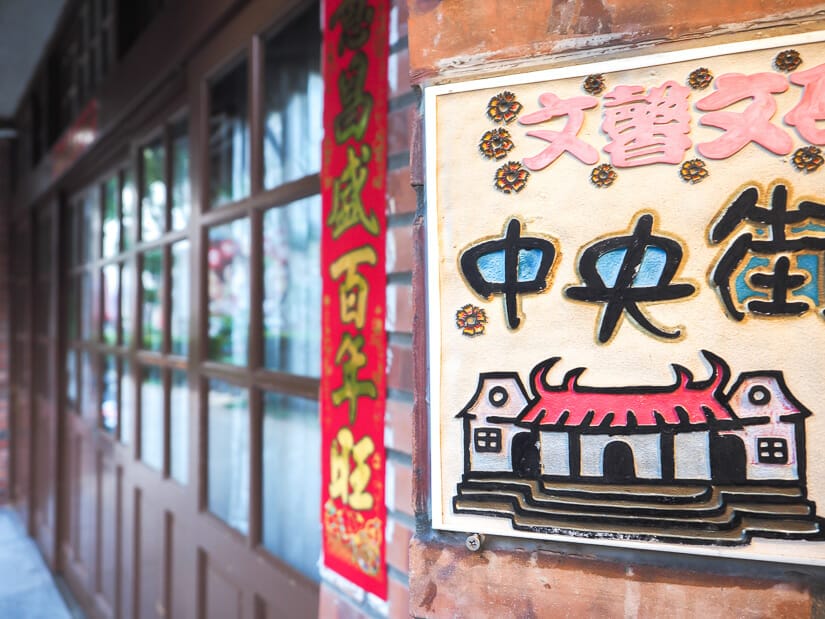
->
[601,81,692,167]
[696,72,792,159]
[785,62,825,145]
[518,93,599,170]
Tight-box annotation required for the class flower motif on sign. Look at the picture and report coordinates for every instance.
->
[479,128,515,160]
[583,74,606,95]
[680,158,709,183]
[487,91,523,124]
[495,161,529,193]
[455,304,487,336]
[590,163,617,188]
[774,49,802,72]
[792,146,824,173]
[688,67,713,90]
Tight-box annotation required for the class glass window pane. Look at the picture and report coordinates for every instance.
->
[263,8,322,189]
[80,270,94,340]
[102,176,119,257]
[81,351,96,419]
[208,379,248,533]
[171,240,190,356]
[120,359,134,445]
[122,168,136,251]
[102,264,119,345]
[141,249,163,352]
[101,355,117,434]
[171,117,191,230]
[82,189,98,263]
[208,58,249,208]
[207,219,249,365]
[121,260,134,347]
[263,196,321,376]
[66,349,78,408]
[140,366,164,471]
[170,370,188,484]
[141,138,166,241]
[263,392,320,581]
[66,275,78,342]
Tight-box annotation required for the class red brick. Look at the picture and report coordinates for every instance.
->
[384,397,413,455]
[386,283,413,334]
[386,519,412,573]
[319,584,370,619]
[387,342,413,393]
[386,167,416,216]
[387,106,414,158]
[387,460,413,517]
[389,576,411,619]
[387,225,414,274]
[409,538,813,619]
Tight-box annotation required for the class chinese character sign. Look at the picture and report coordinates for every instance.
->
[426,34,825,566]
[321,0,388,598]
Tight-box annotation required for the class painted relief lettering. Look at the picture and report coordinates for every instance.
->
[518,93,599,170]
[330,245,378,328]
[696,73,793,158]
[601,81,693,167]
[710,182,825,320]
[329,426,376,511]
[328,144,379,238]
[565,214,696,343]
[332,333,378,424]
[785,62,825,145]
[460,218,558,330]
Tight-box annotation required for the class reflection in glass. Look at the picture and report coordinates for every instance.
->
[171,118,191,230]
[208,219,249,365]
[101,355,118,434]
[102,264,119,345]
[171,241,190,356]
[82,189,98,263]
[121,260,134,347]
[122,168,136,251]
[102,176,119,258]
[263,8,322,189]
[170,370,188,484]
[263,196,321,376]
[120,359,134,445]
[80,271,94,341]
[208,379,248,533]
[141,249,163,352]
[141,139,166,242]
[140,366,164,471]
[263,392,320,581]
[81,351,96,419]
[208,58,249,207]
[66,350,77,407]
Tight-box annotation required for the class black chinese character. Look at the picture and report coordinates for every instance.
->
[566,213,695,343]
[710,183,825,320]
[460,218,557,330]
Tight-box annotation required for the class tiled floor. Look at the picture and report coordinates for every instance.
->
[0,507,74,619]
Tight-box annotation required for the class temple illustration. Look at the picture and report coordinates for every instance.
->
[453,351,825,544]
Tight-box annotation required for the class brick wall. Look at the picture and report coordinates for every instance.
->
[407,2,825,617]
[318,0,415,616]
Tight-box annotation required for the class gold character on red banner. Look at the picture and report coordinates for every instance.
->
[329,426,376,511]
[329,0,374,54]
[330,245,378,328]
[333,333,378,423]
[335,52,374,144]
[328,144,379,238]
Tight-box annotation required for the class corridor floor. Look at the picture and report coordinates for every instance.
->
[0,507,75,619]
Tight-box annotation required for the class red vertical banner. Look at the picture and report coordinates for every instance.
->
[320,0,389,599]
